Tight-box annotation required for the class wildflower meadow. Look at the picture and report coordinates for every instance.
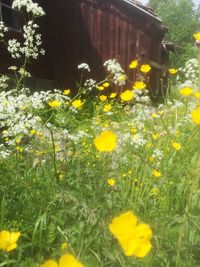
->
[0,1,200,267]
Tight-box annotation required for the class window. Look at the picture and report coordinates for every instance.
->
[0,0,21,31]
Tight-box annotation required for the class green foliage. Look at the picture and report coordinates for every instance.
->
[148,0,200,66]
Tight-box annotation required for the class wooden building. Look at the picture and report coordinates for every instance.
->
[0,0,171,94]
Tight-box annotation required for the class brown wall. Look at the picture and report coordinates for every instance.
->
[0,0,166,93]
[44,0,165,92]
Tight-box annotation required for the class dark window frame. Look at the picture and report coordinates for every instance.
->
[0,0,22,32]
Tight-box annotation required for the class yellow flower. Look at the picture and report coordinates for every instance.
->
[41,254,84,267]
[48,100,62,108]
[168,68,178,75]
[120,90,134,101]
[191,107,200,124]
[152,133,160,140]
[133,81,146,90]
[41,260,58,267]
[151,113,158,119]
[110,93,117,98]
[16,146,23,153]
[97,86,104,91]
[2,130,8,136]
[59,254,84,267]
[103,82,110,88]
[107,178,116,186]
[194,92,200,98]
[179,87,193,96]
[193,32,200,41]
[94,131,117,152]
[72,100,84,109]
[109,211,152,258]
[140,64,151,73]
[152,170,161,178]
[61,242,69,250]
[0,230,21,252]
[63,89,70,95]
[131,127,137,134]
[99,95,107,102]
[103,104,112,112]
[172,142,181,150]
[129,60,138,69]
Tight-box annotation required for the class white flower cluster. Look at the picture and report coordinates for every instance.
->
[0,75,9,90]
[0,89,67,134]
[18,68,31,77]
[104,59,126,86]
[84,79,96,91]
[179,58,199,87]
[8,21,45,60]
[78,63,91,72]
[12,0,45,17]
[104,59,124,74]
[7,39,21,59]
[152,148,164,167]
[0,21,8,39]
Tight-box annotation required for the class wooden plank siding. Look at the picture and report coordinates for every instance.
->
[0,0,168,93]
[43,0,167,91]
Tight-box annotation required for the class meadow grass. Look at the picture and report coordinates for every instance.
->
[0,77,200,266]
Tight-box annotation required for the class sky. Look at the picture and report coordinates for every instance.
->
[140,0,200,6]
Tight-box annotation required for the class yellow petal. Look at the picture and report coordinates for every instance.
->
[59,254,84,267]
[40,259,58,267]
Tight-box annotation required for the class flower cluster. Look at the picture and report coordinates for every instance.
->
[0,21,8,39]
[8,21,45,60]
[12,0,45,17]
[104,59,126,86]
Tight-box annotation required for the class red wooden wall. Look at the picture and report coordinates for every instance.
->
[0,0,167,94]
[44,0,166,92]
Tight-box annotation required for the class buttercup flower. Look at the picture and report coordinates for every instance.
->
[41,260,58,267]
[172,142,181,150]
[193,32,200,41]
[133,81,146,90]
[109,211,152,258]
[152,170,161,178]
[97,85,104,91]
[103,82,110,88]
[107,178,116,186]
[0,230,21,252]
[60,242,68,250]
[41,254,84,267]
[72,100,84,109]
[140,64,151,73]
[94,130,117,152]
[103,104,112,112]
[59,253,84,267]
[100,95,107,102]
[48,100,62,108]
[120,90,134,101]
[110,93,117,98]
[191,107,200,124]
[168,68,178,75]
[129,60,138,69]
[152,133,160,140]
[63,89,70,95]
[179,87,193,96]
